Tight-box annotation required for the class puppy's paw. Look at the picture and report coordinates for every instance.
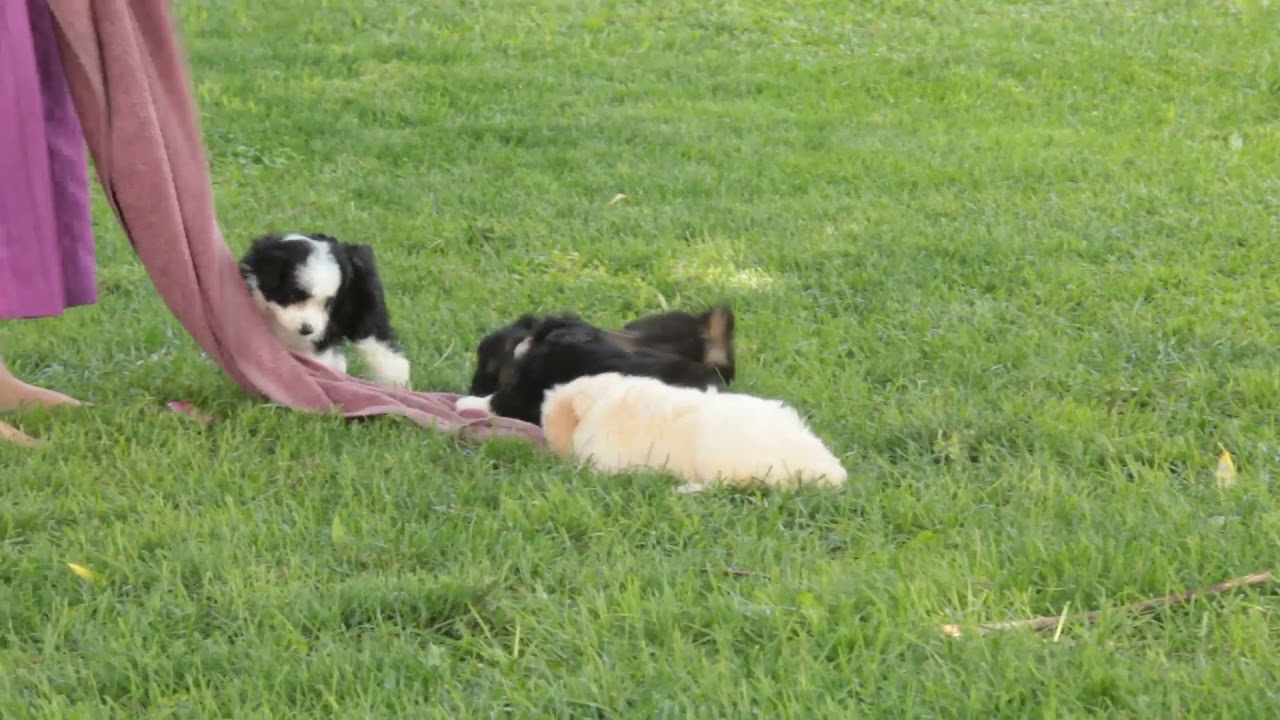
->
[357,338,411,388]
[316,347,349,375]
[372,355,411,388]
[455,395,493,413]
[676,483,708,494]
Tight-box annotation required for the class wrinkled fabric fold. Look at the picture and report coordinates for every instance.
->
[43,0,544,445]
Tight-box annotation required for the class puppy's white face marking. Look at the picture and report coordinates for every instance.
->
[455,395,493,413]
[356,338,410,388]
[512,338,532,359]
[248,284,310,354]
[266,235,342,345]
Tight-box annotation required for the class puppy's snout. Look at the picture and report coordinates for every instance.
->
[298,323,315,336]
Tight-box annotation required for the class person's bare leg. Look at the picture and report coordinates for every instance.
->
[0,420,37,447]
[0,356,82,411]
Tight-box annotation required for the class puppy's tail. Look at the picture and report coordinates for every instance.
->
[700,305,736,383]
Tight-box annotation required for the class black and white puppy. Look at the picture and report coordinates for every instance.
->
[467,305,736,396]
[239,232,411,388]
[456,315,724,425]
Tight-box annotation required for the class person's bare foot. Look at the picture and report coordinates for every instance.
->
[0,379,83,411]
[0,360,83,412]
[0,421,36,448]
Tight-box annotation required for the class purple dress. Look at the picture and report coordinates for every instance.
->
[0,0,95,320]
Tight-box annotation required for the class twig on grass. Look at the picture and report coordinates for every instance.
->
[704,566,764,578]
[941,571,1274,639]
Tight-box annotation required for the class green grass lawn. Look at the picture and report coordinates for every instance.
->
[5,0,1280,715]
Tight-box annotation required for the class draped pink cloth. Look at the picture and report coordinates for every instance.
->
[42,0,544,445]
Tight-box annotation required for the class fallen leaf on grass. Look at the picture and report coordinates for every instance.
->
[607,193,629,205]
[1215,445,1237,488]
[67,563,100,584]
[167,401,214,425]
[331,514,349,546]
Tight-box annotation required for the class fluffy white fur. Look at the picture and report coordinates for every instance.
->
[540,372,847,493]
[455,394,492,413]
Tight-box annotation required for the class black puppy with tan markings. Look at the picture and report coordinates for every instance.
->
[457,314,727,425]
[466,305,736,398]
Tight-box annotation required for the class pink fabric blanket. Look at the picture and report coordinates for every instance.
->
[43,0,544,445]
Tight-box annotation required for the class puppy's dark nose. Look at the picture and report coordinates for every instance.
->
[299,323,314,336]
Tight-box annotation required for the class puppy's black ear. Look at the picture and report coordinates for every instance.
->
[343,242,391,312]
[342,243,385,296]
[529,314,587,343]
[242,238,289,291]
[496,353,521,389]
[343,242,377,276]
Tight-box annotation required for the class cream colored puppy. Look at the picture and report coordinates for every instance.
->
[541,372,847,493]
